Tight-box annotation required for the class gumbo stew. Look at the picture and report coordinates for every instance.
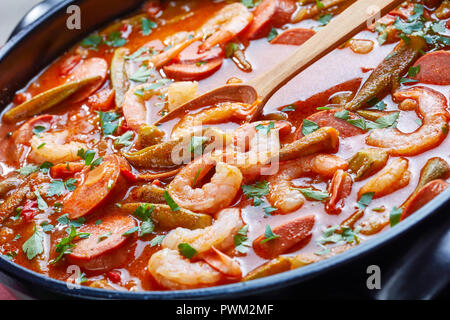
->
[0,0,449,291]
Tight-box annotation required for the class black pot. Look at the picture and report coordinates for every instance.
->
[0,0,449,300]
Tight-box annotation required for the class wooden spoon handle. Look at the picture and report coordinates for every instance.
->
[248,0,404,107]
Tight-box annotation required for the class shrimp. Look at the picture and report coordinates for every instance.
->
[217,121,292,181]
[148,248,222,290]
[162,208,243,253]
[29,131,86,164]
[122,82,169,132]
[148,208,243,289]
[11,114,86,164]
[358,157,410,199]
[267,154,348,214]
[171,102,254,139]
[148,32,198,68]
[366,87,450,156]
[11,114,54,163]
[198,3,253,52]
[167,156,243,214]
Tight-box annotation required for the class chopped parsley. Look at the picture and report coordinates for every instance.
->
[22,227,44,260]
[134,79,171,95]
[114,131,134,148]
[40,222,54,233]
[334,109,350,120]
[77,149,103,169]
[140,219,154,237]
[122,227,139,237]
[225,42,239,58]
[241,0,261,8]
[370,100,387,111]
[315,0,325,9]
[357,192,374,210]
[375,24,388,45]
[242,181,270,206]
[17,165,38,176]
[129,65,154,83]
[32,125,46,136]
[40,161,54,173]
[56,214,85,228]
[192,167,202,187]
[189,136,208,156]
[318,14,333,26]
[234,225,250,253]
[263,206,278,216]
[315,225,361,254]
[47,178,77,197]
[34,189,48,211]
[292,187,330,201]
[51,225,90,264]
[347,118,367,130]
[97,231,112,242]
[260,225,280,244]
[255,121,275,135]
[267,28,278,42]
[141,18,157,36]
[98,111,121,136]
[104,31,126,47]
[133,204,155,237]
[164,191,180,212]
[3,251,17,261]
[178,243,198,259]
[47,181,66,197]
[125,47,151,61]
[150,235,165,247]
[133,204,154,220]
[400,65,421,84]
[390,206,403,227]
[281,105,297,112]
[368,112,400,129]
[301,119,319,136]
[80,34,102,50]
[392,3,449,51]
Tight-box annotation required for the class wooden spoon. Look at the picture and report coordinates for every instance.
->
[154,0,404,125]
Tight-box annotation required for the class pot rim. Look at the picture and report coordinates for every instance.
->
[0,0,449,300]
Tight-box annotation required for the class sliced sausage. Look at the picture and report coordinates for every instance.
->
[50,161,85,179]
[253,215,315,259]
[67,57,108,102]
[402,179,449,219]
[68,215,137,271]
[63,155,129,219]
[296,109,365,139]
[271,28,315,45]
[175,41,224,63]
[413,51,450,85]
[59,55,82,76]
[87,88,116,111]
[163,58,223,81]
[245,0,296,40]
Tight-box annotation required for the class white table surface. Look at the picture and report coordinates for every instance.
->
[0,0,41,45]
